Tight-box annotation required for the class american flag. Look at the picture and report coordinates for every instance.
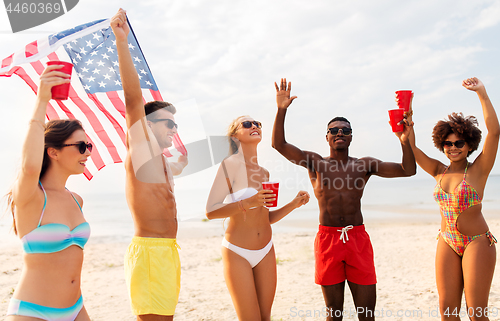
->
[0,18,186,180]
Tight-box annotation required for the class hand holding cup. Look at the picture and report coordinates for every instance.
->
[45,61,73,100]
[246,188,277,209]
[395,90,413,112]
[262,182,279,207]
[38,63,72,102]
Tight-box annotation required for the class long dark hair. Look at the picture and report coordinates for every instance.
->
[6,119,84,234]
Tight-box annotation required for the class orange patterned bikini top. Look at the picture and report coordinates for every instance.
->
[433,163,482,222]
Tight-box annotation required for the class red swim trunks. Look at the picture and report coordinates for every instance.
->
[314,224,376,286]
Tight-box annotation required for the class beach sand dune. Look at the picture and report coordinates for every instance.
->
[1,219,499,320]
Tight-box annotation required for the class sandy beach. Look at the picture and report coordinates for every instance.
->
[1,212,499,321]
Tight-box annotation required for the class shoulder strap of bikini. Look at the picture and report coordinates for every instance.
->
[438,165,450,183]
[221,160,235,202]
[38,181,47,227]
[66,188,83,213]
[463,162,469,179]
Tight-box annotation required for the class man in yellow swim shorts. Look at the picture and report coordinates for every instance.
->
[112,9,187,320]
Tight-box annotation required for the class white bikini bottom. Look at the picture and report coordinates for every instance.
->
[222,237,273,268]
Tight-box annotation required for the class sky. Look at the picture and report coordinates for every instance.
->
[0,0,499,198]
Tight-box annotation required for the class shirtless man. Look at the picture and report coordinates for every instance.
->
[272,79,416,321]
[111,9,187,321]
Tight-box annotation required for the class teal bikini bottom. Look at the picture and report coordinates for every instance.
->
[7,295,83,321]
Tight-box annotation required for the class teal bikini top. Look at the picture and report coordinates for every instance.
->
[21,182,91,254]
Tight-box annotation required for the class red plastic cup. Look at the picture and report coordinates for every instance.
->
[395,90,413,111]
[262,182,279,207]
[388,109,405,132]
[46,61,73,100]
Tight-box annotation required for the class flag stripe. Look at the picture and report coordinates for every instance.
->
[13,66,38,95]
[83,168,93,180]
[64,64,127,164]
[2,54,14,68]
[84,136,104,170]
[88,93,126,145]
[105,91,126,118]
[25,41,39,58]
[61,94,111,168]
[173,135,187,155]
[150,89,162,101]
[45,101,60,121]
[12,67,56,120]
[66,90,121,163]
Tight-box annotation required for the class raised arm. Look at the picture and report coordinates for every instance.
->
[405,95,445,178]
[111,9,144,129]
[13,65,71,207]
[465,77,500,174]
[112,9,165,182]
[272,78,321,170]
[370,112,417,178]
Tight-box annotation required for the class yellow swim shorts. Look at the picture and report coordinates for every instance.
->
[124,236,181,316]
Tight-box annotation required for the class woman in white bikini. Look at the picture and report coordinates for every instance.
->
[206,115,310,321]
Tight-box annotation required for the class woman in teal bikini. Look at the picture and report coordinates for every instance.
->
[408,77,498,320]
[206,115,310,321]
[6,65,92,321]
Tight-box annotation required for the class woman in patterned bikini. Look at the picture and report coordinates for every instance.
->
[6,65,92,321]
[408,77,498,320]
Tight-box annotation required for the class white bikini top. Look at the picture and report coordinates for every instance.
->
[223,187,258,204]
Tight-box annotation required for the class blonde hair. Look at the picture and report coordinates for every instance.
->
[226,115,250,155]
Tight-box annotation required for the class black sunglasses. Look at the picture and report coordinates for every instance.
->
[150,118,178,129]
[442,140,466,148]
[327,127,352,136]
[60,142,93,154]
[240,120,262,129]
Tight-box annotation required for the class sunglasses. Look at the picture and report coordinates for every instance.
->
[442,140,466,149]
[327,127,352,136]
[150,118,178,129]
[60,142,93,154]
[240,120,262,129]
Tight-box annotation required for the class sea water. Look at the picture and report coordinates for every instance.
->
[1,175,499,246]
